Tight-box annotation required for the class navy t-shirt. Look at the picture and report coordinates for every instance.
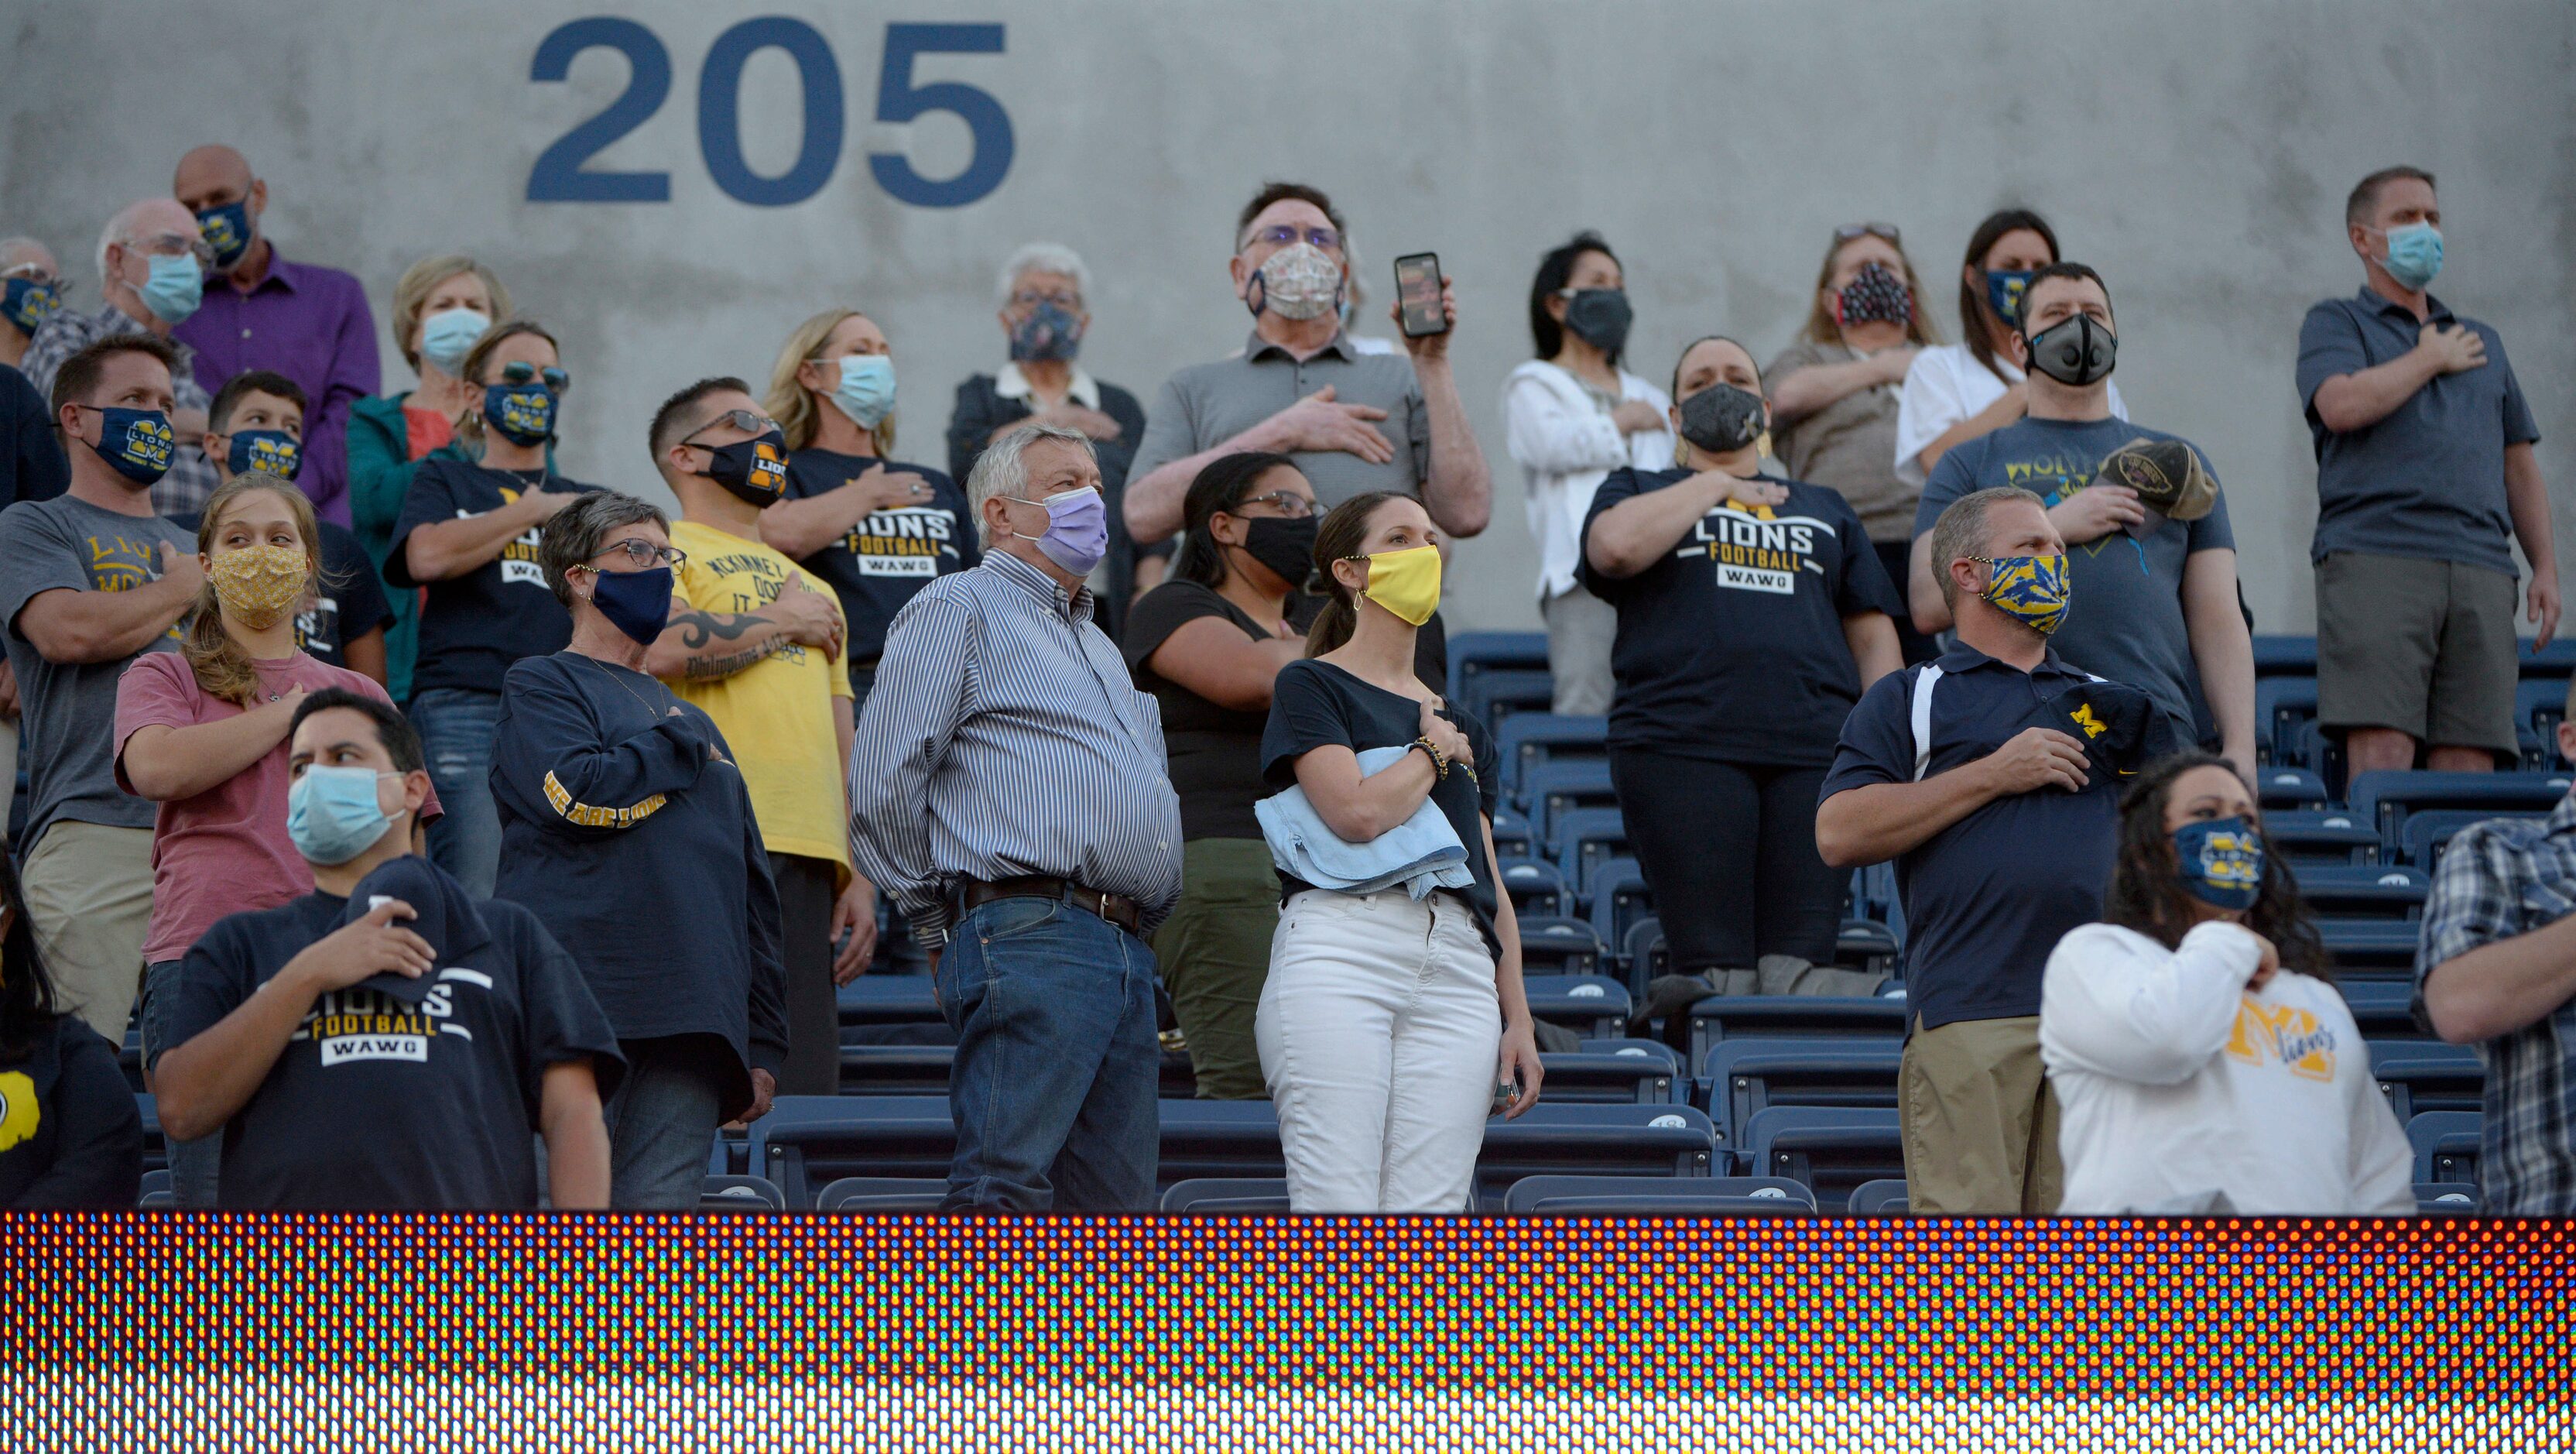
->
[155,869,622,1209]
[1916,416,2234,749]
[0,1016,142,1208]
[385,459,599,696]
[1820,645,2172,1030]
[1581,469,1902,767]
[1261,657,1503,956]
[173,515,389,670]
[781,448,978,664]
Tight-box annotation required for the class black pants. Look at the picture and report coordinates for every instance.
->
[773,852,840,1096]
[1875,540,1937,665]
[1610,748,1842,972]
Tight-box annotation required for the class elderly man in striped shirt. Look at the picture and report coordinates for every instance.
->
[848,423,1184,1212]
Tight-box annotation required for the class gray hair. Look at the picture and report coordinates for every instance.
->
[966,423,1094,544]
[539,491,671,608]
[96,200,169,281]
[995,242,1090,309]
[1927,485,2046,610]
[0,236,53,273]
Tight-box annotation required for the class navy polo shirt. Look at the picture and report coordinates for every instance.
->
[2297,288,2539,575]
[1819,644,2137,1030]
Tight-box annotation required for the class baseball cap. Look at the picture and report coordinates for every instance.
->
[2097,437,2216,538]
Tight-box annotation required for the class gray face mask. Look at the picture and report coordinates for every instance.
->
[1247,243,1344,322]
[2024,313,2118,386]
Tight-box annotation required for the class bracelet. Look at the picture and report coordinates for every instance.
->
[1411,736,1448,780]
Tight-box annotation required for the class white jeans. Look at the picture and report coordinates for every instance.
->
[1257,888,1501,1212]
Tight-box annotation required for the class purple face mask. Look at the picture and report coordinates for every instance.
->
[1007,485,1108,576]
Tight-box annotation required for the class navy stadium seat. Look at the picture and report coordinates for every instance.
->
[132,1092,164,1176]
[2317,919,2422,978]
[1739,1106,1906,1212]
[2257,766,2329,809]
[2256,677,2319,767]
[1700,1037,1903,1161]
[2291,864,2429,920]
[1495,713,1608,803]
[2513,640,2576,678]
[1474,1103,1718,1201]
[1585,857,1655,950]
[136,1168,170,1208]
[2265,808,2380,865]
[1622,919,1667,988]
[1523,759,1618,838]
[814,1177,946,1212]
[1159,1178,1293,1213]
[1550,807,1630,889]
[751,1096,954,1207]
[1156,1099,1288,1185]
[2368,1041,2484,1121]
[837,977,944,1034]
[838,1044,953,1096]
[1490,808,1534,862]
[2400,808,2544,869]
[2348,770,2572,842]
[1835,919,1900,974]
[2337,979,2424,1040]
[1535,1042,1681,1104]
[1845,1178,1910,1216]
[2406,1110,2482,1185]
[1517,916,1606,976]
[700,1175,786,1210]
[1522,973,1632,1038]
[2251,635,2318,677]
[2413,1182,2484,1214]
[1461,668,1555,729]
[1447,629,1549,706]
[2516,678,2568,760]
[1684,995,1910,1075]
[1500,1174,1816,1215]
[1496,856,1568,917]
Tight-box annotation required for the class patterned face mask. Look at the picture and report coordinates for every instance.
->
[1833,262,1912,329]
[209,542,310,630]
[1970,553,2071,635]
[1246,242,1345,322]
[2174,815,2265,910]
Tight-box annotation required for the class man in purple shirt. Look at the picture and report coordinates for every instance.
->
[172,145,379,527]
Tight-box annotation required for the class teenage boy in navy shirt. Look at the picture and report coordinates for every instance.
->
[1820,485,2174,1214]
[152,689,618,1209]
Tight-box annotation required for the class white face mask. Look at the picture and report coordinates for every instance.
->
[1250,243,1344,322]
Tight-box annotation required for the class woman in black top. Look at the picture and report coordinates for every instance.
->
[1123,451,1314,1099]
[385,321,598,897]
[1258,492,1543,1212]
[1581,337,1905,991]
[0,849,142,1207]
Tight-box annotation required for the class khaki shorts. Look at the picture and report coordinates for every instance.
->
[2317,551,2520,753]
[1899,1013,2062,1215]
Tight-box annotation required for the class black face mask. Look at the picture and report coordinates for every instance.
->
[1560,288,1633,356]
[702,429,790,507]
[2024,313,2118,386]
[1676,382,1766,454]
[1238,514,1318,591]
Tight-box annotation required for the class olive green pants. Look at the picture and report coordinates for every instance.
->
[1153,838,1279,1099]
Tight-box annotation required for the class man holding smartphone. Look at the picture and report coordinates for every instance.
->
[1122,181,1492,551]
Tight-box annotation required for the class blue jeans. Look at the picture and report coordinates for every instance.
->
[603,1036,727,1211]
[140,958,219,1208]
[935,897,1160,1211]
[409,688,504,898]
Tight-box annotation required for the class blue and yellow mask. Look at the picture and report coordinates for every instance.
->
[2174,816,2264,911]
[1971,552,2071,636]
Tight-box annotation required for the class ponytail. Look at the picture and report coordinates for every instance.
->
[1303,491,1404,658]
[183,476,324,706]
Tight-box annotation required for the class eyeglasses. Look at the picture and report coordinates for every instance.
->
[1009,287,1081,310]
[587,540,688,569]
[1244,223,1341,252]
[0,261,58,283]
[1834,222,1902,243]
[684,409,780,445]
[498,361,571,392]
[1231,491,1314,520]
[128,232,216,267]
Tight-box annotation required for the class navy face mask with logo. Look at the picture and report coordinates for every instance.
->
[90,406,176,486]
[2174,815,2264,911]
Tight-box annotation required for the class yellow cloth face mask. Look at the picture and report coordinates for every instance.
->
[1357,545,1442,626]
[208,544,310,631]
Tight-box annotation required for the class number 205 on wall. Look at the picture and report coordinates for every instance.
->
[528,18,1012,207]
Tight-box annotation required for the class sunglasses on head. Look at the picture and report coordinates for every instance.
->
[498,361,570,391]
[1834,222,1902,243]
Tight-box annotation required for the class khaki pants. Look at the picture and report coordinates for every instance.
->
[20,820,154,1045]
[1899,1013,2063,1214]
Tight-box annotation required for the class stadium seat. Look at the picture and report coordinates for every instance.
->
[2250,635,2318,677]
[1700,1037,1903,1160]
[2513,640,2576,678]
[2400,808,2543,869]
[1535,1042,1681,1104]
[1475,1103,1718,1199]
[1159,1178,1293,1213]
[1447,629,1549,709]
[2256,677,2320,767]
[2317,919,2422,978]
[1461,668,1555,729]
[1490,808,1534,863]
[2516,678,2568,761]
[2413,1182,2483,1215]
[751,1096,954,1207]
[2338,979,2425,1040]
[1497,856,1569,918]
[1517,916,1607,976]
[1550,807,1630,890]
[2265,808,2380,865]
[1684,995,1910,1075]
[133,1092,164,1176]
[136,1168,170,1208]
[837,977,944,1034]
[1739,1106,1906,1212]
[1495,713,1608,803]
[1523,973,1632,1038]
[2348,770,2573,842]
[814,1177,946,1212]
[1499,1174,1816,1215]
[2257,766,2329,809]
[1845,1178,1910,1216]
[2406,1110,2482,1185]
[2291,864,2429,920]
[2368,1041,2484,1121]
[1584,857,1655,951]
[699,1175,786,1211]
[1156,1099,1286,1185]
[1523,760,1618,838]
[1622,919,1666,988]
[1835,919,1900,975]
[838,1044,954,1096]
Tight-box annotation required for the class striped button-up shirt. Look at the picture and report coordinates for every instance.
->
[20,302,221,517]
[848,549,1183,945]
[2417,791,2576,1215]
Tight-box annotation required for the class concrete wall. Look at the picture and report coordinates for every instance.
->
[5,0,2569,635]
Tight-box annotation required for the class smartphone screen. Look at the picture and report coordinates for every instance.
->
[1395,252,1447,337]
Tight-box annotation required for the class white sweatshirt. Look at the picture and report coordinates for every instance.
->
[1501,360,1674,603]
[2040,921,2416,1216]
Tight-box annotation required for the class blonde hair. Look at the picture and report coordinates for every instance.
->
[184,476,324,705]
[1799,233,1942,349]
[453,319,560,453]
[389,255,512,373]
[765,308,894,455]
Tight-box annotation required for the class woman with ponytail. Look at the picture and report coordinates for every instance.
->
[1256,492,1542,1210]
[114,474,433,1205]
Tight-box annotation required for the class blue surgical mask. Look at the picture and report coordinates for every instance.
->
[139,253,203,324]
[418,307,490,375]
[2,277,60,337]
[483,382,555,447]
[288,766,399,866]
[586,565,675,647]
[2377,221,2443,291]
[224,428,302,482]
[1985,268,2033,325]
[2174,815,2264,911]
[830,355,896,429]
[196,199,255,269]
[86,406,176,487]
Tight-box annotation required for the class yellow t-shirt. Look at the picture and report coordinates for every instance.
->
[664,520,854,876]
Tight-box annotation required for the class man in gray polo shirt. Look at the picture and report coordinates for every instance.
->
[1122,180,1490,547]
[2298,164,2557,777]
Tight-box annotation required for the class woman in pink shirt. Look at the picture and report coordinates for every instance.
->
[115,474,431,1205]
